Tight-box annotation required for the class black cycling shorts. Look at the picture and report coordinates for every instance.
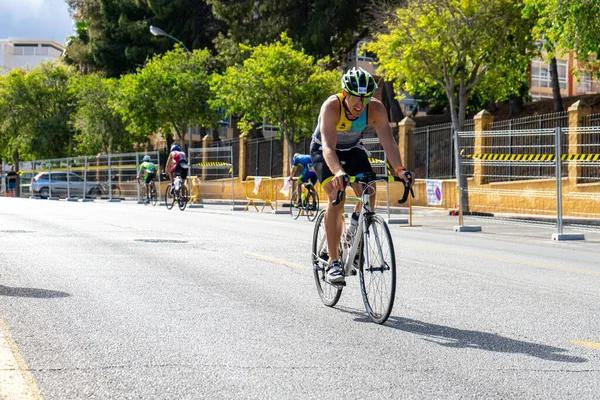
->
[310,142,373,185]
[144,172,156,185]
[173,164,188,180]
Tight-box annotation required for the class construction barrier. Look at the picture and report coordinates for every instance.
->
[244,176,274,212]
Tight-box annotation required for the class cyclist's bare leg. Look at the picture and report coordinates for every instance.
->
[323,182,344,263]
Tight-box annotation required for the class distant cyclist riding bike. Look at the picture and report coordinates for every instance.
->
[309,67,414,324]
[137,155,157,205]
[289,152,319,221]
[165,144,189,211]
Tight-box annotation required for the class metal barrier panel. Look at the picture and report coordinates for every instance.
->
[19,151,159,201]
[108,152,139,200]
[189,146,235,205]
[562,126,600,226]
[453,128,599,236]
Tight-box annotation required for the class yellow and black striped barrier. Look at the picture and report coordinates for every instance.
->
[460,151,600,162]
[192,162,233,174]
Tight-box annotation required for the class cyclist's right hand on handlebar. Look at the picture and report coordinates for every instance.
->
[398,171,415,204]
[332,173,349,206]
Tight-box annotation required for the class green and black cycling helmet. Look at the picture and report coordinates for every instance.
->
[341,67,378,98]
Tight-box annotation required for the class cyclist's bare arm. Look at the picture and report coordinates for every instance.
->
[289,165,298,179]
[165,154,174,182]
[369,98,410,183]
[320,97,344,191]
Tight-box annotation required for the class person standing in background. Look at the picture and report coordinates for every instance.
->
[7,166,18,197]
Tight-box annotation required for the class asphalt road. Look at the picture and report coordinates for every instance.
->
[1,198,599,399]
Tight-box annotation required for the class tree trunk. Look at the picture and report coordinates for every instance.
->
[211,126,221,142]
[382,81,404,123]
[12,150,19,197]
[508,94,523,119]
[549,56,564,112]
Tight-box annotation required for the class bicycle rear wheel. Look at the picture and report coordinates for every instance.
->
[150,185,157,206]
[178,185,188,211]
[312,210,342,307]
[305,189,319,222]
[290,190,302,220]
[359,214,396,324]
[165,185,175,210]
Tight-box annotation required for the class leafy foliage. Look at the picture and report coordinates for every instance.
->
[368,0,535,130]
[0,63,77,163]
[211,34,339,149]
[65,0,225,77]
[116,47,218,149]
[71,73,130,154]
[207,0,396,67]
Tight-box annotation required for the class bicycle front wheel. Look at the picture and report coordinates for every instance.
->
[306,189,319,222]
[178,186,188,211]
[312,210,342,307]
[165,185,175,210]
[150,185,157,206]
[359,214,396,324]
[290,190,301,220]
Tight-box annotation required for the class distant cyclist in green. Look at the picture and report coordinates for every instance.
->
[137,155,157,204]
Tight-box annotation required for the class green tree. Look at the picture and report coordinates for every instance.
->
[0,63,77,166]
[116,47,218,151]
[207,0,398,67]
[71,73,130,154]
[368,0,535,211]
[211,34,338,162]
[523,0,600,112]
[65,0,225,77]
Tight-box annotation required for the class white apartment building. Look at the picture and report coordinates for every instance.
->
[0,38,64,74]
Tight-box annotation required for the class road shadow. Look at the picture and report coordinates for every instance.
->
[336,307,587,363]
[0,285,70,299]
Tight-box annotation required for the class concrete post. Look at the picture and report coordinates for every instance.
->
[282,133,291,178]
[567,100,591,180]
[398,117,415,170]
[473,110,494,185]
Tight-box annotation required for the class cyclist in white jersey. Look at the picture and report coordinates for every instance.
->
[310,67,411,284]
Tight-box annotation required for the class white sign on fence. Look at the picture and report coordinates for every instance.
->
[426,179,443,205]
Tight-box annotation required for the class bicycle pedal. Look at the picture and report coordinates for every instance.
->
[348,269,357,276]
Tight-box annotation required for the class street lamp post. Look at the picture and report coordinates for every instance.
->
[149,25,191,54]
[149,25,193,157]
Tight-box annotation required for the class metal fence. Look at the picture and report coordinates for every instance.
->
[19,151,160,201]
[245,136,284,177]
[579,113,600,184]
[412,120,474,180]
[189,145,235,205]
[456,126,599,237]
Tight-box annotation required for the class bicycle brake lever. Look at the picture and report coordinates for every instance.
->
[332,174,349,206]
[398,171,415,204]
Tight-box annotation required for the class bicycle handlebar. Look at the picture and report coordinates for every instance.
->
[331,172,415,206]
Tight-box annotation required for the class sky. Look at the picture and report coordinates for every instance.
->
[0,0,74,45]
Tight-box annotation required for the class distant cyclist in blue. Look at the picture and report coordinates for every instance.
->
[289,153,318,187]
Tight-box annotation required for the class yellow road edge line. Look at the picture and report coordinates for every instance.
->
[244,251,305,269]
[569,340,600,351]
[408,242,600,275]
[0,317,44,400]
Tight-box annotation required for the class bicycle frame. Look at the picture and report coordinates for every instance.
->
[340,182,373,276]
